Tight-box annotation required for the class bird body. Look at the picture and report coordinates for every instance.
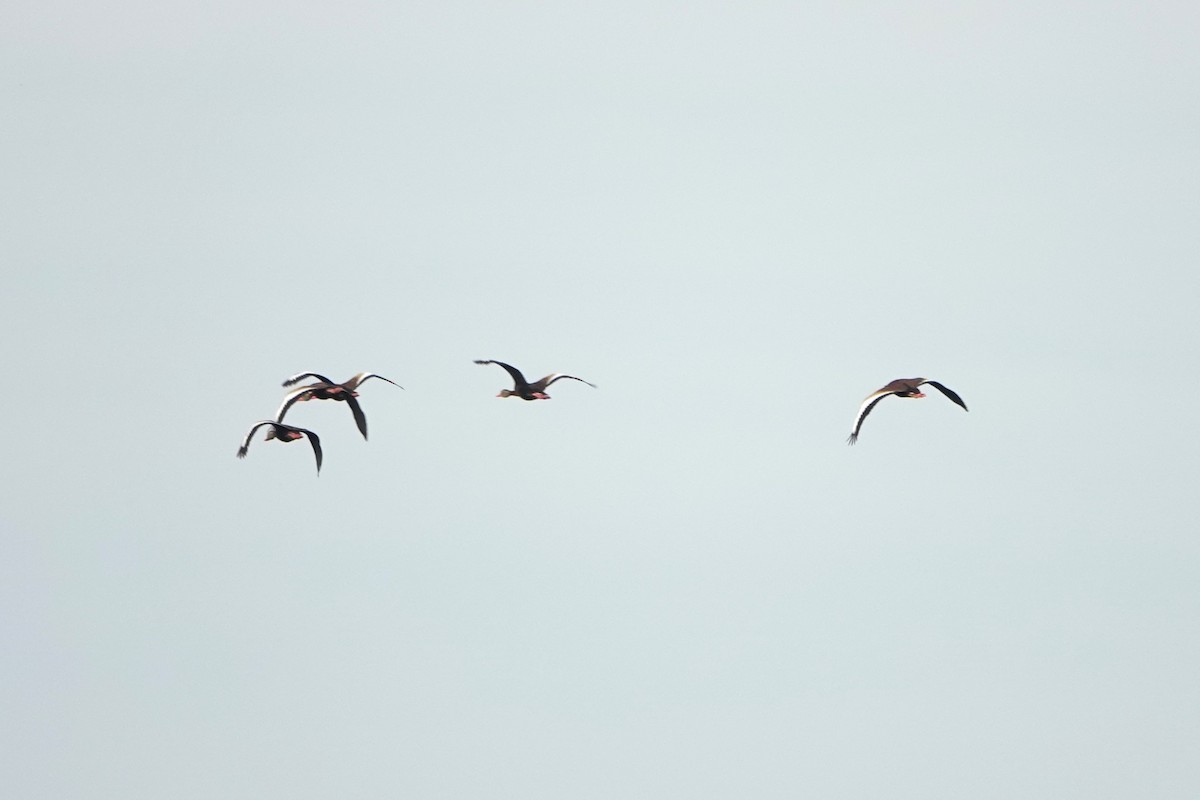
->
[848,378,968,444]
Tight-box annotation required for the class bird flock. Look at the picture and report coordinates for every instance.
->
[237,370,405,474]
[238,362,968,474]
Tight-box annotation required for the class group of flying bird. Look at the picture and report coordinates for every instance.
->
[236,360,597,474]
[237,362,968,475]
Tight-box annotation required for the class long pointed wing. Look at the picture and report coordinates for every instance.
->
[344,393,369,440]
[301,428,323,474]
[537,373,597,390]
[282,372,335,388]
[347,372,404,391]
[237,421,273,458]
[847,391,895,445]
[275,387,314,423]
[474,359,528,389]
[922,380,968,412]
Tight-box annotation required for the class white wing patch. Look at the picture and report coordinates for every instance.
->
[356,372,404,389]
[275,387,314,421]
[848,390,896,443]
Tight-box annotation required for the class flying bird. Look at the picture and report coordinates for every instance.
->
[848,378,968,445]
[275,372,403,440]
[274,386,369,440]
[474,359,596,400]
[280,371,404,395]
[237,421,323,474]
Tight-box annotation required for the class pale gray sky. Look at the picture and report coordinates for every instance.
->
[3,2,1199,798]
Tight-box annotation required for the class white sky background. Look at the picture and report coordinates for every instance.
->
[3,2,1199,797]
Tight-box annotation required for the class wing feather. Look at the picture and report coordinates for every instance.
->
[274,387,314,423]
[847,391,895,445]
[474,359,528,389]
[347,372,404,391]
[538,373,597,390]
[237,421,274,458]
[301,428,323,474]
[344,393,369,440]
[922,380,968,411]
[282,372,336,388]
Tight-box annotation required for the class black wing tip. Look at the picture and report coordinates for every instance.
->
[925,380,969,411]
[549,374,597,389]
[846,434,858,446]
[236,447,249,459]
[361,374,405,390]
[304,430,324,474]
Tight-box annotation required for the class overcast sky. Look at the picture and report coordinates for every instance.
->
[3,2,1199,798]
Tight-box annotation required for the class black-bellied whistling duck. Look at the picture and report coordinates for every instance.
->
[274,386,368,441]
[474,359,596,400]
[237,421,323,474]
[848,378,968,445]
[275,372,403,440]
[281,372,403,396]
